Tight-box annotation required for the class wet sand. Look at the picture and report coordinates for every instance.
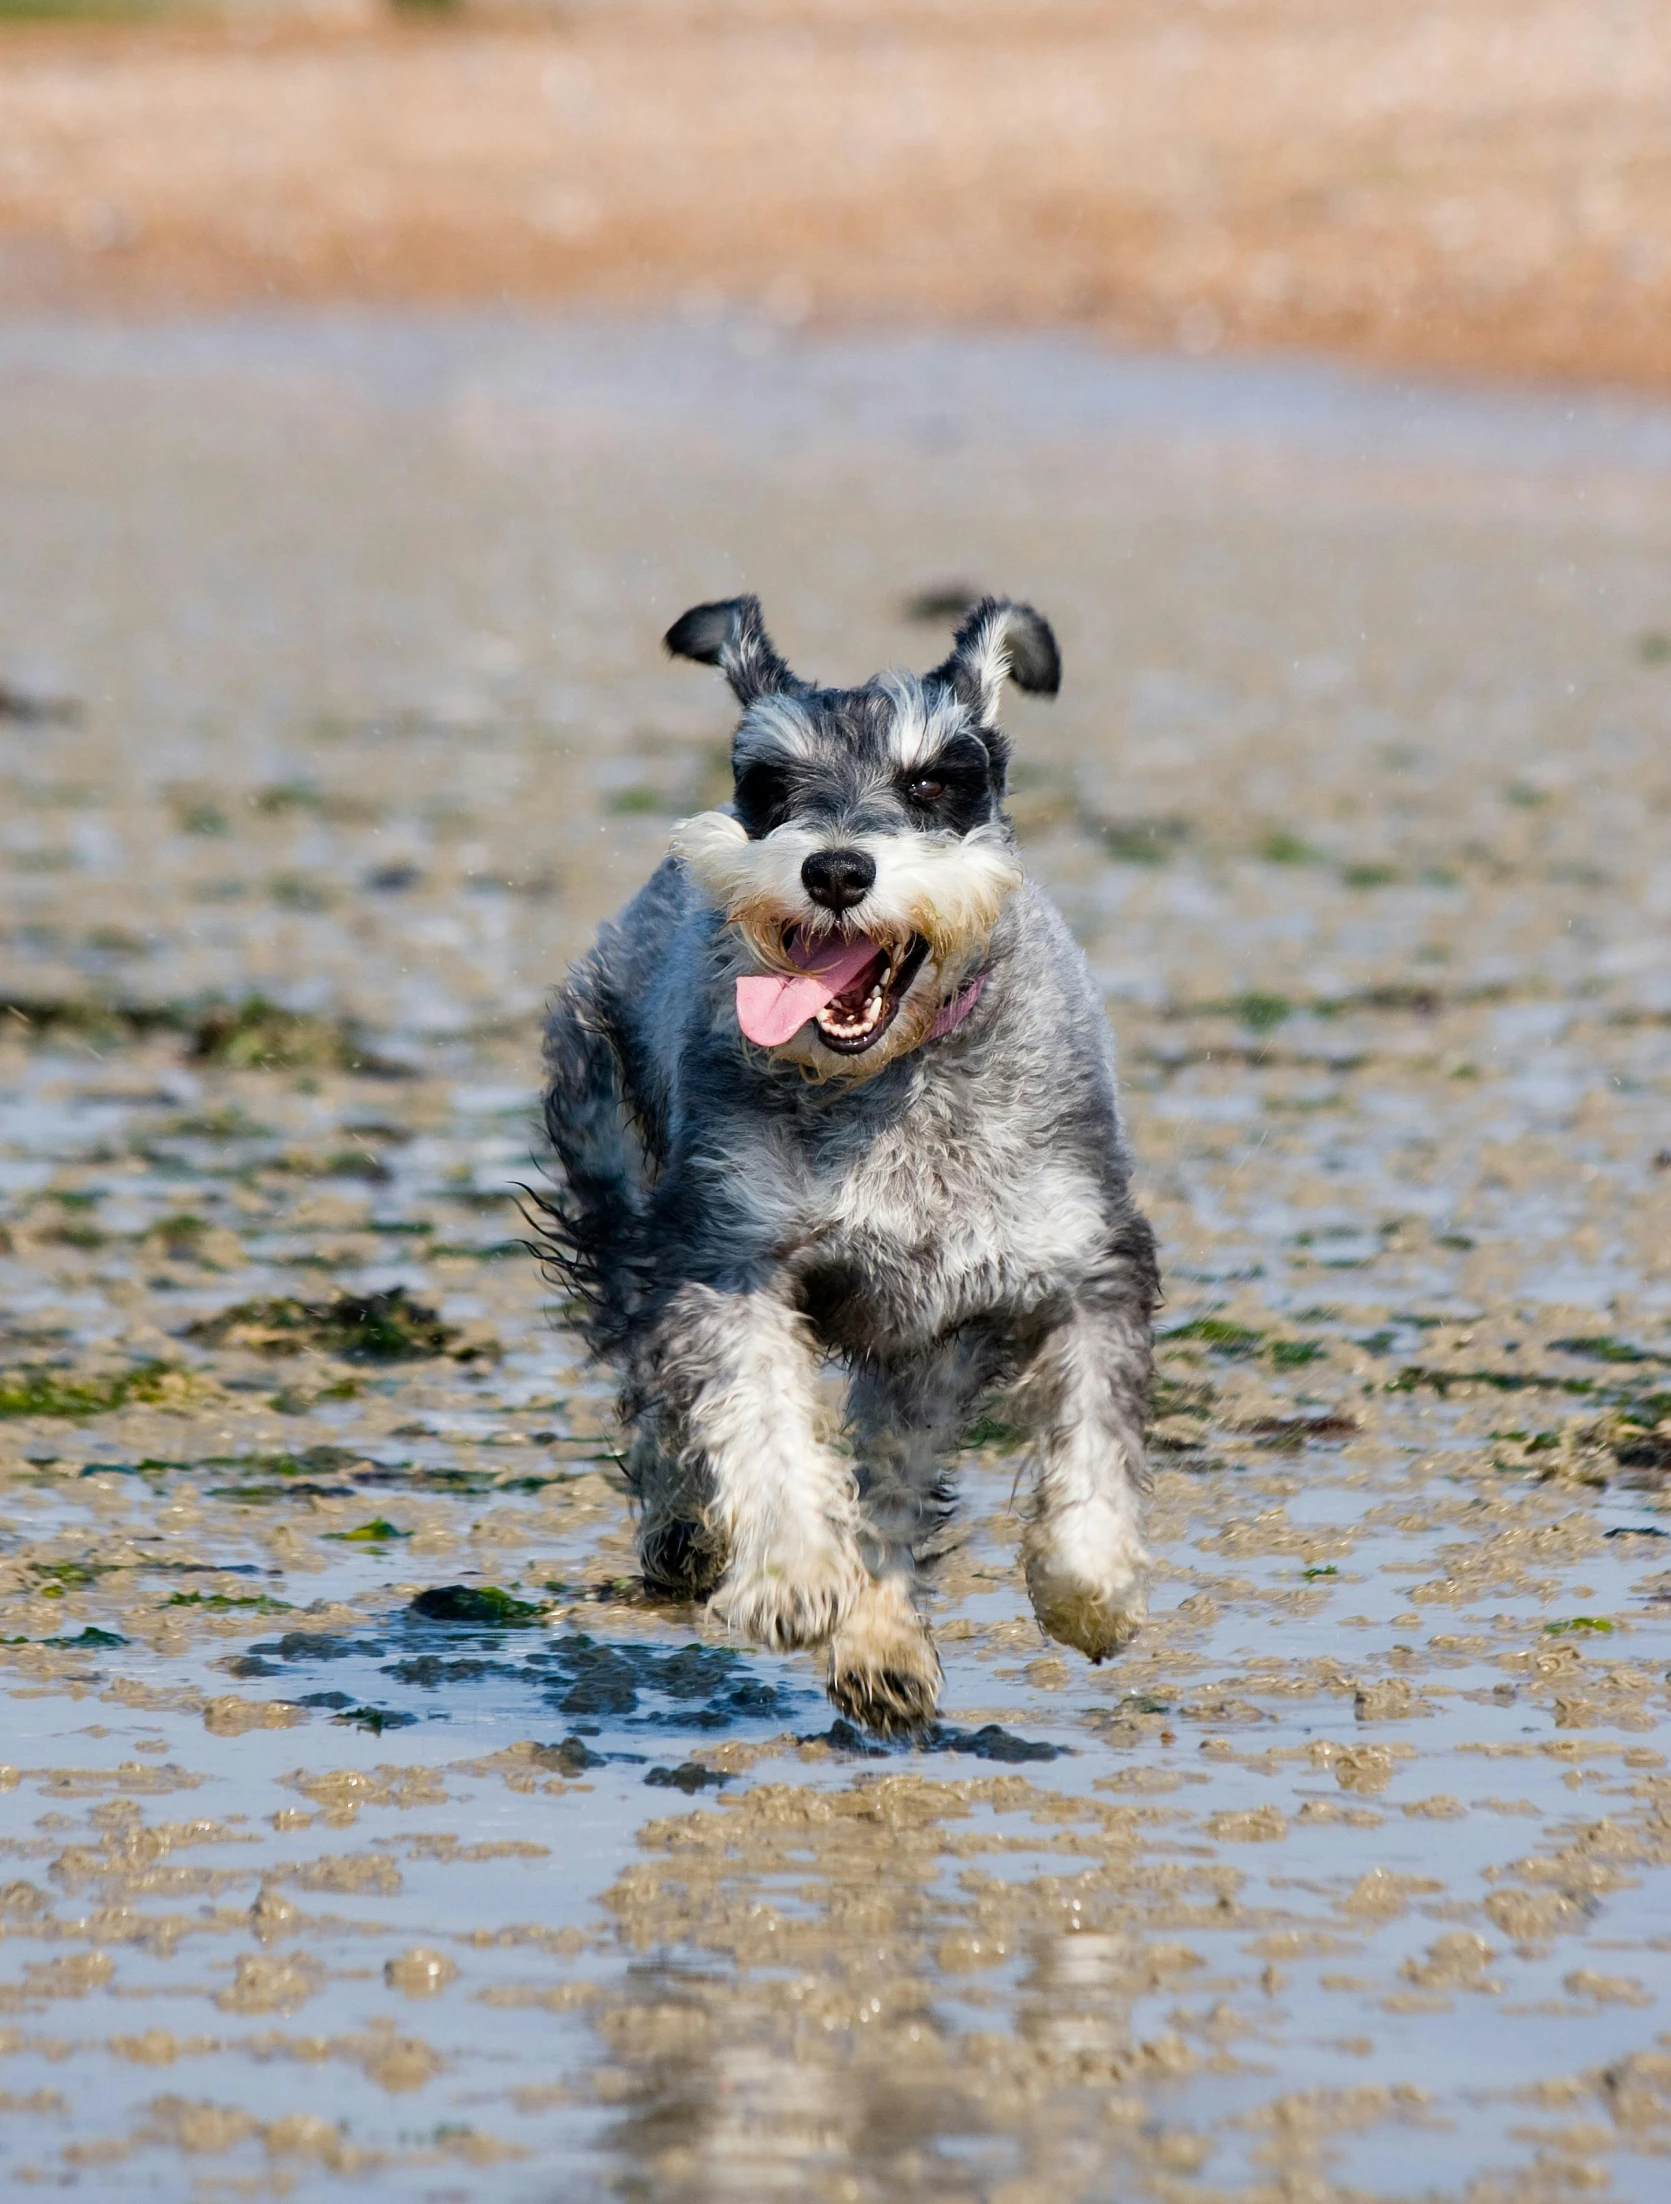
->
[0,316,1669,2197]
[2,1,1671,390]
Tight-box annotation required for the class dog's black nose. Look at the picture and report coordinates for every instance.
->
[801,847,876,912]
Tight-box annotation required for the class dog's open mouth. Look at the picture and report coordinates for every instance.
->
[735,929,929,1054]
[811,935,929,1052]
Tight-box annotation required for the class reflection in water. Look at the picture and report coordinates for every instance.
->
[587,1779,1224,2201]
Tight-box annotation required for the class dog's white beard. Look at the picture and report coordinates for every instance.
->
[670,810,1023,1077]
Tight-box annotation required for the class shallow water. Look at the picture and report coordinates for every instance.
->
[0,316,1669,2201]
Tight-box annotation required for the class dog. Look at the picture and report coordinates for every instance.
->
[537,594,1158,1730]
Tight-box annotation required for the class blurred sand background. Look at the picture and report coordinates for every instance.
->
[3,0,1670,387]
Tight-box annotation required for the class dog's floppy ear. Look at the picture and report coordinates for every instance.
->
[930,596,1060,726]
[663,595,805,706]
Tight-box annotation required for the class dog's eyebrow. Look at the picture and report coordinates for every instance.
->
[733,694,822,766]
[895,729,991,779]
[877,670,970,771]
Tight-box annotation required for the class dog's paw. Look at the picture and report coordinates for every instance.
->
[638,1514,727,1601]
[826,1580,942,1735]
[1023,1516,1149,1662]
[709,1541,866,1651]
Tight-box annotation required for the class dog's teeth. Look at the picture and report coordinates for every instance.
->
[815,952,904,1044]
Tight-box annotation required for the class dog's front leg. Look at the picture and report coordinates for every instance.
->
[1013,1269,1154,1662]
[629,1281,866,1651]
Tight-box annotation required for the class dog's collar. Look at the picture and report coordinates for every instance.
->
[929,970,988,1042]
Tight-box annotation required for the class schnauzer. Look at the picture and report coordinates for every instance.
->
[538,594,1158,1730]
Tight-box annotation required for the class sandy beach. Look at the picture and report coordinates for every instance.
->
[2,0,1670,387]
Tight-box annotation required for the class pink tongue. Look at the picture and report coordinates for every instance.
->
[735,934,884,1047]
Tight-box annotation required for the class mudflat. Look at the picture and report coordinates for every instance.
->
[2,0,1670,387]
[0,317,1669,2195]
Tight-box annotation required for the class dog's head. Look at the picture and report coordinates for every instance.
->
[664,593,1058,1079]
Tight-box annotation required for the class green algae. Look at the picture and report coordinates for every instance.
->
[408,1586,549,1626]
[1163,1318,1264,1357]
[0,1364,188,1419]
[162,1592,295,1613]
[331,1706,419,1733]
[185,1286,484,1364]
[1341,862,1401,889]
[1259,831,1324,866]
[1099,815,1191,865]
[962,1411,1025,1452]
[1268,1338,1328,1369]
[0,989,401,1074]
[1548,1334,1666,1366]
[188,995,401,1074]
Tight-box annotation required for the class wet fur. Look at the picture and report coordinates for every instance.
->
[538,595,1157,1730]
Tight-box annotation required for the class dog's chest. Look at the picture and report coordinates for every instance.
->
[795,1089,1108,1333]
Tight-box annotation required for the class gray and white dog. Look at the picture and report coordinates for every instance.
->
[539,594,1158,1730]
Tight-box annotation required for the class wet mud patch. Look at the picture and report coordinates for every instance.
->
[643,1762,732,1794]
[214,1602,813,1747]
[529,1635,802,1731]
[812,1718,1070,1763]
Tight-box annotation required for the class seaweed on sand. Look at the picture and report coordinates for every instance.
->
[185,1286,494,1364]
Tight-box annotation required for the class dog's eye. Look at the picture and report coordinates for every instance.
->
[905,776,946,804]
[735,762,792,832]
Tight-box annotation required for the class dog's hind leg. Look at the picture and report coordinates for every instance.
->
[623,1421,728,1601]
[540,969,649,1351]
[1011,1218,1159,1662]
[626,1283,867,1649]
[545,990,722,1598]
[828,1336,994,1731]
